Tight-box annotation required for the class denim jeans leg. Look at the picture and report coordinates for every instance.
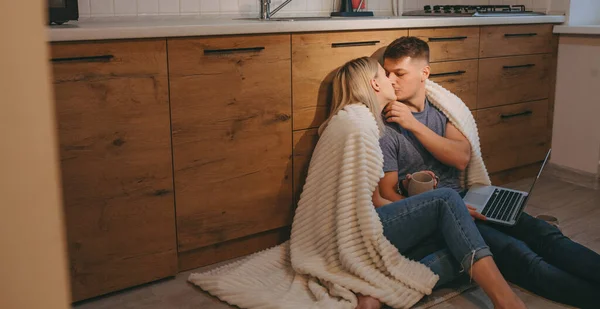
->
[377,188,492,275]
[494,212,600,284]
[476,222,600,309]
[416,249,463,289]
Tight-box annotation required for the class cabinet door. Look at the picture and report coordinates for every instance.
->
[477,100,550,173]
[168,34,293,252]
[51,39,177,302]
[429,59,478,110]
[292,129,320,206]
[292,30,407,130]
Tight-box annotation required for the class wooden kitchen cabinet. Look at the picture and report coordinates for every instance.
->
[478,54,551,109]
[429,59,478,110]
[480,24,554,58]
[292,30,406,130]
[409,27,480,62]
[51,39,177,302]
[292,128,320,205]
[168,34,294,256]
[477,100,550,174]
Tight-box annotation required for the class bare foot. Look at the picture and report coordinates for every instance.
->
[356,294,382,309]
[494,292,527,309]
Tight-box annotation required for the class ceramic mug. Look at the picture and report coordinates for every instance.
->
[407,171,436,197]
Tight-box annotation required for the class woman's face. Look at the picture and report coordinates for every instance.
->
[374,64,397,111]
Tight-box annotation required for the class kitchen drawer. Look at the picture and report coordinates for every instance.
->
[409,27,480,62]
[429,59,478,110]
[477,100,550,174]
[292,29,406,130]
[480,24,554,58]
[478,54,551,109]
[168,34,294,252]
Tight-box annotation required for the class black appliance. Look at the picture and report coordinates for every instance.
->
[403,5,545,17]
[48,0,79,25]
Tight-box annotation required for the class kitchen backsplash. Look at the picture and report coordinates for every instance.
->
[78,0,569,18]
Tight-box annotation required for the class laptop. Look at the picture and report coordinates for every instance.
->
[463,149,551,226]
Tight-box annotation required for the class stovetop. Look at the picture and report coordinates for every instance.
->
[403,5,546,17]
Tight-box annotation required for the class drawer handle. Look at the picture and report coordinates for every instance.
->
[51,55,114,63]
[503,64,536,69]
[204,47,265,55]
[504,33,538,37]
[500,110,533,119]
[430,70,466,78]
[428,36,468,42]
[331,40,380,48]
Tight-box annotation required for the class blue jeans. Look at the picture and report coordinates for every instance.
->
[376,188,492,288]
[403,190,600,308]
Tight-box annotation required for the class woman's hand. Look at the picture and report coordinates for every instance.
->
[402,170,439,189]
[356,294,382,309]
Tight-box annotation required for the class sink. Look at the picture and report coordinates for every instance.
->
[235,16,333,22]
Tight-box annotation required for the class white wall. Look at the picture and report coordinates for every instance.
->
[567,0,600,25]
[551,35,600,175]
[79,0,568,18]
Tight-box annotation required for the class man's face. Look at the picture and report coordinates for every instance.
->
[383,56,429,102]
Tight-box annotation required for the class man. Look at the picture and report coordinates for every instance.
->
[378,36,600,309]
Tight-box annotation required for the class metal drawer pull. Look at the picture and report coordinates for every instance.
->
[500,110,533,119]
[51,55,114,63]
[331,40,380,48]
[504,33,538,37]
[428,36,468,42]
[204,47,265,54]
[503,64,536,69]
[430,70,466,78]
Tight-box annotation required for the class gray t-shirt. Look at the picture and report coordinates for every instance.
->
[380,99,461,191]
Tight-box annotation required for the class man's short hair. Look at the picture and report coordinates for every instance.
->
[383,36,430,64]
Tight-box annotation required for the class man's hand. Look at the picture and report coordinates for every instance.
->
[384,102,419,131]
[466,204,487,221]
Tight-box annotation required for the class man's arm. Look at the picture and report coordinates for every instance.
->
[411,121,471,171]
[384,103,472,171]
[379,171,405,202]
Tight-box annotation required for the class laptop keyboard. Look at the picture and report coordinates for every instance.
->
[481,189,524,222]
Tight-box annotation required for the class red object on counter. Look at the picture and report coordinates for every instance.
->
[352,0,366,10]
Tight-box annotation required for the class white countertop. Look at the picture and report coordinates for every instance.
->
[47,15,566,42]
[554,25,600,35]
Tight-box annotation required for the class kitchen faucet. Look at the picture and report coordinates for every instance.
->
[260,0,293,20]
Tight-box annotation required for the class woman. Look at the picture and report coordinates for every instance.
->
[320,57,526,309]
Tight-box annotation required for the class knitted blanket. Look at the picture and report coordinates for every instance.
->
[424,80,491,188]
[189,104,439,309]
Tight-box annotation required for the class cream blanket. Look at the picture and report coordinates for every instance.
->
[425,80,491,188]
[188,81,490,309]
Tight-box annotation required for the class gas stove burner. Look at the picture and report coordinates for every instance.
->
[404,4,545,17]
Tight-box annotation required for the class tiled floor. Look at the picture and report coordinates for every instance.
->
[74,175,599,309]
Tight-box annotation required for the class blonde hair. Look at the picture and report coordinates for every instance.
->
[318,57,385,136]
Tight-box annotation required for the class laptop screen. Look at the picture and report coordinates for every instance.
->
[526,149,552,198]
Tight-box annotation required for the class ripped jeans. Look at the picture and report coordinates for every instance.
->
[376,188,492,288]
